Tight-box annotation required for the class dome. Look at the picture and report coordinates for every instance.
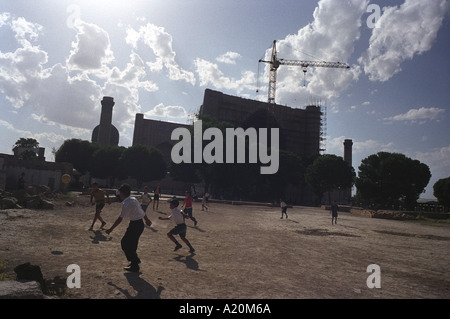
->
[92,124,119,146]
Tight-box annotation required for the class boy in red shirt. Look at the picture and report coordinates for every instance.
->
[182,191,197,226]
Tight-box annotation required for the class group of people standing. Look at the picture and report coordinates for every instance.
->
[138,184,161,212]
[279,199,339,224]
[89,183,199,273]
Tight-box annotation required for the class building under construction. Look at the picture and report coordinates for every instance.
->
[131,89,325,164]
[129,89,331,204]
[199,89,324,160]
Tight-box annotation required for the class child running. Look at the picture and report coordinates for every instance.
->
[89,182,110,230]
[182,191,197,226]
[159,199,195,253]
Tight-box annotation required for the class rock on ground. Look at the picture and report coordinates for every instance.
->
[0,281,44,299]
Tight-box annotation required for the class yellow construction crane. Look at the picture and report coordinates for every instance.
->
[259,40,350,104]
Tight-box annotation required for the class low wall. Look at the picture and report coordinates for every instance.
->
[349,207,450,220]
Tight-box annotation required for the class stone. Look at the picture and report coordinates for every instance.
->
[0,197,18,209]
[14,262,46,292]
[0,281,44,299]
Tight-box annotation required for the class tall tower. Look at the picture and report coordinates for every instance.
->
[92,96,119,147]
[98,97,114,146]
[343,139,353,166]
[343,139,353,203]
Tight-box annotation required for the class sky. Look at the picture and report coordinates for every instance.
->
[0,0,449,199]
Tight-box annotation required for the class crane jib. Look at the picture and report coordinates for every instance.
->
[259,40,350,103]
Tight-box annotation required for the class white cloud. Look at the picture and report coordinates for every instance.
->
[33,63,103,129]
[126,23,195,85]
[0,118,68,145]
[145,103,187,119]
[260,0,368,105]
[0,15,48,108]
[327,136,396,157]
[415,145,450,171]
[109,52,158,92]
[353,139,395,155]
[10,16,43,46]
[359,0,449,82]
[324,136,347,157]
[195,58,256,93]
[0,12,11,27]
[0,18,103,129]
[414,145,450,198]
[0,15,160,140]
[67,20,114,72]
[384,107,445,123]
[216,51,241,64]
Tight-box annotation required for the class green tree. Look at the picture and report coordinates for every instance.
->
[13,138,40,160]
[305,154,355,205]
[355,152,431,210]
[55,139,100,174]
[121,144,167,188]
[433,176,450,212]
[256,149,305,201]
[170,114,307,201]
[90,146,126,181]
[171,114,235,194]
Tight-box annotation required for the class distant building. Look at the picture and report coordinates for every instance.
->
[129,89,328,204]
[0,149,73,191]
[92,96,119,147]
[131,89,324,163]
[132,114,190,163]
[98,89,353,204]
[199,89,323,160]
[325,139,354,205]
[13,146,46,161]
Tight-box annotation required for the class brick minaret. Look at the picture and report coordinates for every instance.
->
[97,96,115,146]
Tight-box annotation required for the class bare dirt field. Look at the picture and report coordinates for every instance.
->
[1,193,449,300]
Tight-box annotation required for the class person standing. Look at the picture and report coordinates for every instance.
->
[89,182,110,230]
[182,191,197,226]
[153,185,161,211]
[18,172,25,189]
[159,198,195,253]
[201,192,209,211]
[106,184,152,272]
[280,199,288,219]
[139,186,152,212]
[331,200,339,225]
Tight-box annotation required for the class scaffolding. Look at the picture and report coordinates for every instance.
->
[320,103,327,154]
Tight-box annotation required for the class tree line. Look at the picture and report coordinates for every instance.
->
[13,121,449,210]
[54,139,166,189]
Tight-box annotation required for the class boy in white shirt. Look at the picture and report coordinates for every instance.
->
[159,199,195,253]
[139,186,152,212]
[106,184,152,272]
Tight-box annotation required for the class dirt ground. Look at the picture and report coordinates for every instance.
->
[1,193,449,299]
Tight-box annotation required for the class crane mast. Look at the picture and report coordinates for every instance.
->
[259,40,350,104]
